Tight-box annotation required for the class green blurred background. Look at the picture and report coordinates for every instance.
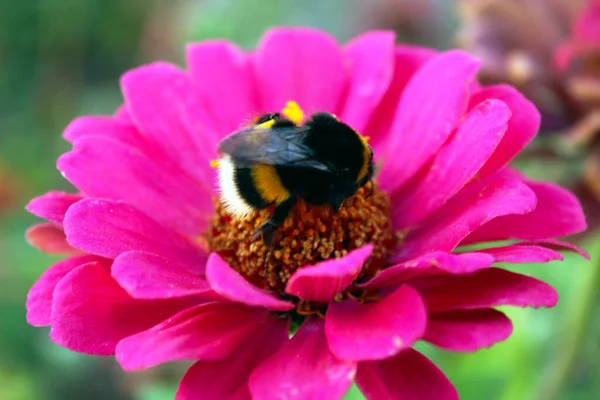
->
[0,1,598,399]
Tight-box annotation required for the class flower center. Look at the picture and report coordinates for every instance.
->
[207,102,398,304]
[209,182,396,291]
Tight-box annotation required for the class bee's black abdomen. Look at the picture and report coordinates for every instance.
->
[303,113,366,181]
[275,166,350,208]
[234,167,270,209]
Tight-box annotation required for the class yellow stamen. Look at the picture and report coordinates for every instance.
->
[210,159,220,168]
[282,101,304,125]
[356,133,372,183]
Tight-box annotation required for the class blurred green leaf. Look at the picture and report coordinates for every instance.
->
[137,383,177,400]
[344,383,365,400]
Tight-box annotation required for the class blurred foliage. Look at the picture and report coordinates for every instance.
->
[0,1,598,399]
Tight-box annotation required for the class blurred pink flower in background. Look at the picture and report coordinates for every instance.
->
[555,0,600,127]
[461,0,600,233]
[459,0,586,130]
[555,0,600,230]
[25,28,587,399]
[360,0,453,48]
[555,0,600,77]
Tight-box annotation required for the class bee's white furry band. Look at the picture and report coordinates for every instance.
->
[216,155,254,218]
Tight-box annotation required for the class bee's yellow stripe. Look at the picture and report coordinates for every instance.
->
[251,165,290,204]
[257,119,275,129]
[357,134,371,183]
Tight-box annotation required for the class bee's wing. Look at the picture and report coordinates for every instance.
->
[218,126,334,172]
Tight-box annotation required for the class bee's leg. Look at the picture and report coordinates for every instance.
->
[262,248,274,278]
[252,198,295,246]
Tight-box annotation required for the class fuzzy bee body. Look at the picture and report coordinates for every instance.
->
[216,112,374,244]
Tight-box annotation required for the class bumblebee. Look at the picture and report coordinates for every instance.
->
[216,111,374,245]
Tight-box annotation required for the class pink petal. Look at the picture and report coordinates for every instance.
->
[425,309,513,352]
[325,285,427,361]
[58,135,212,236]
[392,99,510,228]
[25,223,78,254]
[249,318,357,400]
[411,268,558,312]
[186,40,259,137]
[120,62,217,186]
[26,255,103,326]
[367,45,437,148]
[285,245,374,302]
[339,31,396,133]
[395,172,536,261]
[115,302,267,370]
[26,191,83,225]
[356,349,458,400]
[465,180,587,243]
[469,85,541,179]
[63,198,206,273]
[206,253,294,311]
[175,315,288,400]
[50,262,196,355]
[362,252,494,290]
[522,239,590,260]
[377,50,480,194]
[112,251,213,299]
[254,27,346,114]
[63,116,147,149]
[479,244,564,263]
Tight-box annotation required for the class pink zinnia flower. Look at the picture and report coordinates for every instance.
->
[26,28,587,400]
